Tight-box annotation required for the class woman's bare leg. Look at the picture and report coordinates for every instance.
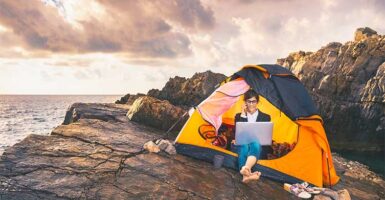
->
[245,155,257,168]
[242,156,261,183]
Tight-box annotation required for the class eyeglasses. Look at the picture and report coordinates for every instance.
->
[246,100,258,104]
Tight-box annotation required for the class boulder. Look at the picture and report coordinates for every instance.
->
[126,96,188,133]
[354,27,378,42]
[277,27,385,152]
[147,70,226,107]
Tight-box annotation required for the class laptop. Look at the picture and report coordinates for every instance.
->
[235,122,273,145]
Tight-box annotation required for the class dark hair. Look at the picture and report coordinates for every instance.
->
[244,89,259,102]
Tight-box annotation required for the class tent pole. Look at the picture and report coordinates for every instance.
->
[164,110,189,139]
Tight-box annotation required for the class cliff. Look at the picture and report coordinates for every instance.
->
[116,71,226,108]
[277,27,385,152]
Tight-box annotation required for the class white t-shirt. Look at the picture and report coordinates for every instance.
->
[246,110,259,122]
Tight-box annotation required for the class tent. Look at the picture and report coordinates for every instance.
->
[174,64,339,187]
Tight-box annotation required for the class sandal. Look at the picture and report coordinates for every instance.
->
[304,187,321,195]
[284,183,312,199]
[293,182,321,195]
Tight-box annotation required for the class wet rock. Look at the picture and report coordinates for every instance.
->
[126,96,188,133]
[277,27,385,152]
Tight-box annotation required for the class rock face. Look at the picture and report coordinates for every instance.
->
[126,96,188,133]
[147,71,226,107]
[115,93,145,104]
[1,103,384,199]
[277,27,385,152]
[354,27,378,42]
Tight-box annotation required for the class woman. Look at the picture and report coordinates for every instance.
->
[233,89,271,183]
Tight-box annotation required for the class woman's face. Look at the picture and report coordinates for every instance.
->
[245,97,258,112]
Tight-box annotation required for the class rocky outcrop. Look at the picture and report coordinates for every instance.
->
[0,103,384,199]
[126,96,188,133]
[115,93,145,104]
[115,71,225,132]
[277,27,385,152]
[63,103,131,125]
[147,71,226,107]
[354,27,378,42]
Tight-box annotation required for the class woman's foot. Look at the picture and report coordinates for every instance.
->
[240,166,251,176]
[242,171,261,183]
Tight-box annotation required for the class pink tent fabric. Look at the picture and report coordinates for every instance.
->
[197,79,250,132]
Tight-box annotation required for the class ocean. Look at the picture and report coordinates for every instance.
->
[0,95,121,155]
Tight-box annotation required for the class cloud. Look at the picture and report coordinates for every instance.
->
[0,0,215,58]
[45,59,92,68]
[149,0,215,31]
[1,0,385,95]
[200,0,385,65]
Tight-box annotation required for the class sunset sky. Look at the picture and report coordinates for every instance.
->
[0,0,384,94]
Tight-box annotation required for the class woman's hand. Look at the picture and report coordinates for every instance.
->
[241,104,247,117]
[231,140,236,144]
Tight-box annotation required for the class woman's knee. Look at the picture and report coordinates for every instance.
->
[249,141,261,149]
[236,144,248,153]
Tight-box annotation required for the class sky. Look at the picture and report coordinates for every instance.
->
[0,0,384,95]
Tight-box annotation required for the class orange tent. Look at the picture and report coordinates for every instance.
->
[175,64,339,187]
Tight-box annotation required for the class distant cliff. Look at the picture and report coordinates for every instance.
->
[117,71,226,108]
[277,27,384,152]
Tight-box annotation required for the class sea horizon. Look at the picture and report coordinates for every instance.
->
[0,95,123,156]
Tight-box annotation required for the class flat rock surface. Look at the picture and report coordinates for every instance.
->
[0,103,384,199]
[63,103,131,125]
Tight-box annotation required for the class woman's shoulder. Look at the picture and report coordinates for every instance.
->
[259,110,269,116]
[235,113,247,122]
[259,110,271,120]
[234,113,241,120]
